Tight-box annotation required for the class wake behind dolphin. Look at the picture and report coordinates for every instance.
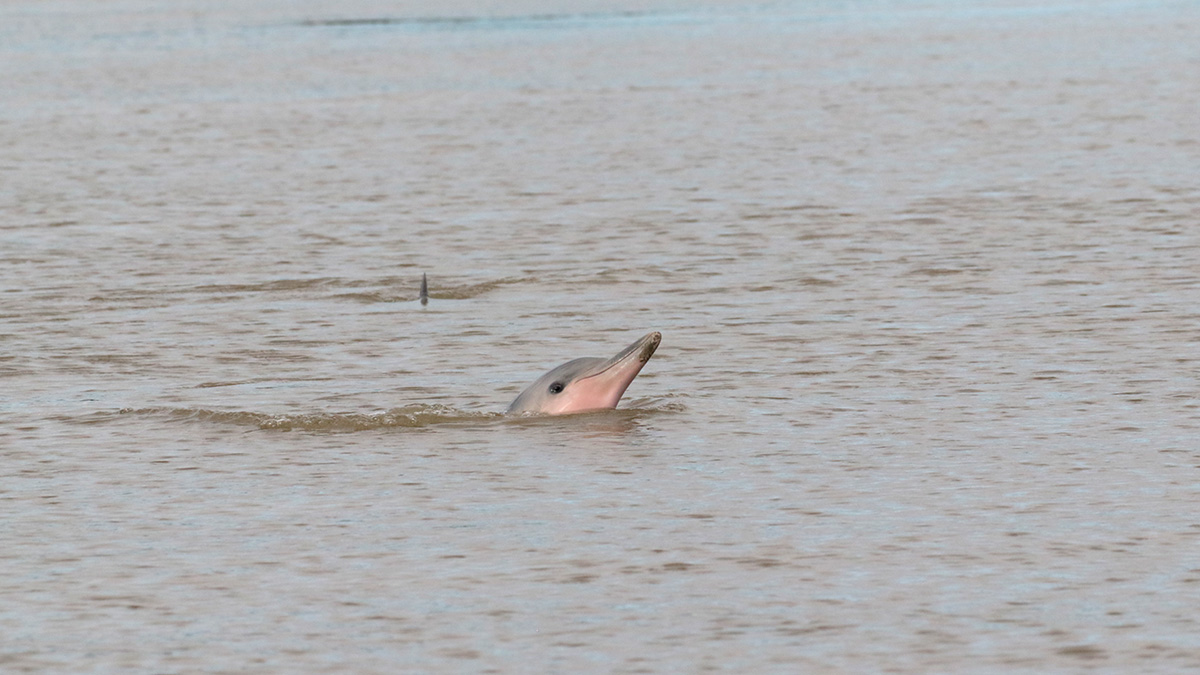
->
[104,329,665,429]
[507,332,661,415]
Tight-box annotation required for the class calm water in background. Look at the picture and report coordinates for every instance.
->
[3,0,1200,671]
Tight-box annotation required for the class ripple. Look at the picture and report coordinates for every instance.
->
[105,405,499,431]
[70,400,684,432]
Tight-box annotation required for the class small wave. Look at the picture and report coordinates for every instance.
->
[298,11,670,30]
[192,277,342,295]
[109,404,499,431]
[333,276,530,304]
[74,397,681,432]
[87,275,529,308]
[623,395,688,413]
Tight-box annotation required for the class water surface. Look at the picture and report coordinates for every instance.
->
[3,0,1200,671]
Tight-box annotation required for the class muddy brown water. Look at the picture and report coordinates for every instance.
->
[3,0,1200,672]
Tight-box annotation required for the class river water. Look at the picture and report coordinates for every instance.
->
[3,0,1200,672]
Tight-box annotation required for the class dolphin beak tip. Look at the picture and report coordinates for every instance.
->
[641,332,662,362]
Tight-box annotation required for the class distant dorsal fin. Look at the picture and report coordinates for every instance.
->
[419,273,428,305]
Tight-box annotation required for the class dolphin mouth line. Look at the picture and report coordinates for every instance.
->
[578,331,661,381]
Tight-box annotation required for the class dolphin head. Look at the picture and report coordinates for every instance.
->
[507,332,661,415]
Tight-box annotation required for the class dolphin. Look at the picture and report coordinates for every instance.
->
[507,332,661,415]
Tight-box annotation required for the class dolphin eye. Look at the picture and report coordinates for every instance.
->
[548,382,565,394]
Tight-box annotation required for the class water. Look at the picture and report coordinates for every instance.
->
[3,0,1200,671]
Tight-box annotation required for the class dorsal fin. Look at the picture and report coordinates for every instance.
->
[419,273,428,306]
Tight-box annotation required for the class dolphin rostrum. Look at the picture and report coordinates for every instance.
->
[507,332,661,415]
